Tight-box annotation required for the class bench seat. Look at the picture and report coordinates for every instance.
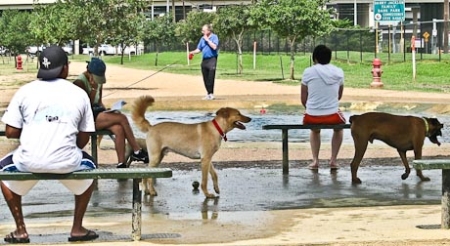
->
[0,168,172,241]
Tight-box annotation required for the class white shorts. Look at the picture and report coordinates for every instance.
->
[0,151,96,196]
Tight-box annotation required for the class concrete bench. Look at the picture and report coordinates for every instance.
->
[0,130,172,241]
[0,168,172,241]
[262,124,351,174]
[413,159,450,229]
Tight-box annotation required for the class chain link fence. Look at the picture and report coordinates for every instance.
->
[146,22,450,64]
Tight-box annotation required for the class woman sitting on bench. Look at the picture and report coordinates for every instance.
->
[73,58,148,168]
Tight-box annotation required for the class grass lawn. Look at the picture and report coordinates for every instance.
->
[72,52,450,93]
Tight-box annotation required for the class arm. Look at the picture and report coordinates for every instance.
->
[204,35,218,50]
[98,86,104,108]
[301,84,308,108]
[76,131,91,149]
[190,48,201,55]
[5,125,21,139]
[74,79,97,105]
[338,84,344,100]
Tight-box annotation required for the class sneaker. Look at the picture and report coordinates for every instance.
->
[131,148,149,163]
[117,163,127,168]
[202,94,215,100]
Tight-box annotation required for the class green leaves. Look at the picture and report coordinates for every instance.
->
[175,11,216,44]
[0,9,33,55]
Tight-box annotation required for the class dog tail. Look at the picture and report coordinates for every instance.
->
[131,95,155,133]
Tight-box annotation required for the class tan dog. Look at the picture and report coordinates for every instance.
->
[349,112,443,184]
[131,95,252,198]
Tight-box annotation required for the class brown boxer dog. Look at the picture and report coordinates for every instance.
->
[349,112,443,184]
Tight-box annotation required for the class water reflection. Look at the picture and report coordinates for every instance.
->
[201,198,219,220]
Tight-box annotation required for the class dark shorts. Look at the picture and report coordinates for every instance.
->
[0,151,96,171]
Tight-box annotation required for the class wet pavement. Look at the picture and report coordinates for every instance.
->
[0,163,441,242]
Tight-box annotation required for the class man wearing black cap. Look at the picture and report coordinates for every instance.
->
[0,46,99,243]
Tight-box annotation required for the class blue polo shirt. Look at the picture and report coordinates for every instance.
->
[197,34,219,59]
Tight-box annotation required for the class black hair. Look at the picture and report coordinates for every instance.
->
[312,45,332,65]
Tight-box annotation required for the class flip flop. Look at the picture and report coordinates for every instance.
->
[68,230,99,242]
[4,232,30,244]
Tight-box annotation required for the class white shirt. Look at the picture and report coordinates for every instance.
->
[302,64,344,116]
[2,79,95,173]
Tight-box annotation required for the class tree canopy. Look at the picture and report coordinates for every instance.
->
[253,0,334,79]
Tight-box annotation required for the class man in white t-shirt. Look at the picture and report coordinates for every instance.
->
[0,46,99,243]
[301,45,345,170]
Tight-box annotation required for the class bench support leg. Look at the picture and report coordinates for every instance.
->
[442,169,450,229]
[91,134,98,167]
[132,178,142,241]
[282,129,289,175]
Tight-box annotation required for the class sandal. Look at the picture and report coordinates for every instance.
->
[330,164,340,170]
[4,232,30,244]
[68,230,99,242]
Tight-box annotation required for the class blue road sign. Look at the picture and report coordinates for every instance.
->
[373,0,405,22]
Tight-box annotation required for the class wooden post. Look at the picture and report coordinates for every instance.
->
[132,178,142,240]
[442,170,450,229]
[282,129,289,174]
[444,0,449,53]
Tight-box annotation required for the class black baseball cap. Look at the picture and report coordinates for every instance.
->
[37,45,68,80]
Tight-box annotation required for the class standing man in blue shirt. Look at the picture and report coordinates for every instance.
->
[190,24,219,100]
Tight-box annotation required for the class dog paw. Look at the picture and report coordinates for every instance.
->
[205,193,216,199]
[401,173,410,180]
[214,187,220,194]
[420,176,431,182]
[352,178,362,184]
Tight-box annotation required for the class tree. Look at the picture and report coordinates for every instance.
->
[175,11,216,45]
[143,14,177,66]
[30,2,76,47]
[109,0,146,64]
[58,0,118,56]
[0,10,33,56]
[253,0,333,80]
[214,5,258,74]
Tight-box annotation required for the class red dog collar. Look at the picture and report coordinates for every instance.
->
[212,119,227,142]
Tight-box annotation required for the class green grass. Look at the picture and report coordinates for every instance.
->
[72,52,450,93]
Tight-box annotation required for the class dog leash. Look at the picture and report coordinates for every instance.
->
[102,60,179,98]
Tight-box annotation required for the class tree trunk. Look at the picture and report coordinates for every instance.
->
[234,38,243,74]
[155,46,159,66]
[289,37,296,80]
[94,44,99,57]
[120,41,125,65]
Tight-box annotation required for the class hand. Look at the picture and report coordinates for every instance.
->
[203,35,210,42]
[88,75,99,91]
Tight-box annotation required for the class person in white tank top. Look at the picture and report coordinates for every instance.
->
[301,45,345,170]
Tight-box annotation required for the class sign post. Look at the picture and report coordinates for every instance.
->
[423,31,430,54]
[411,35,416,82]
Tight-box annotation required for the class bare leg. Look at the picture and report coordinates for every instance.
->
[1,182,28,240]
[95,112,141,152]
[330,129,343,168]
[107,124,126,163]
[309,129,321,169]
[70,184,94,237]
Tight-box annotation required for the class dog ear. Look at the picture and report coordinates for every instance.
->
[216,108,229,118]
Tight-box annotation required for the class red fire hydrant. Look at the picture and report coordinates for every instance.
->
[370,58,383,88]
[16,55,23,71]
